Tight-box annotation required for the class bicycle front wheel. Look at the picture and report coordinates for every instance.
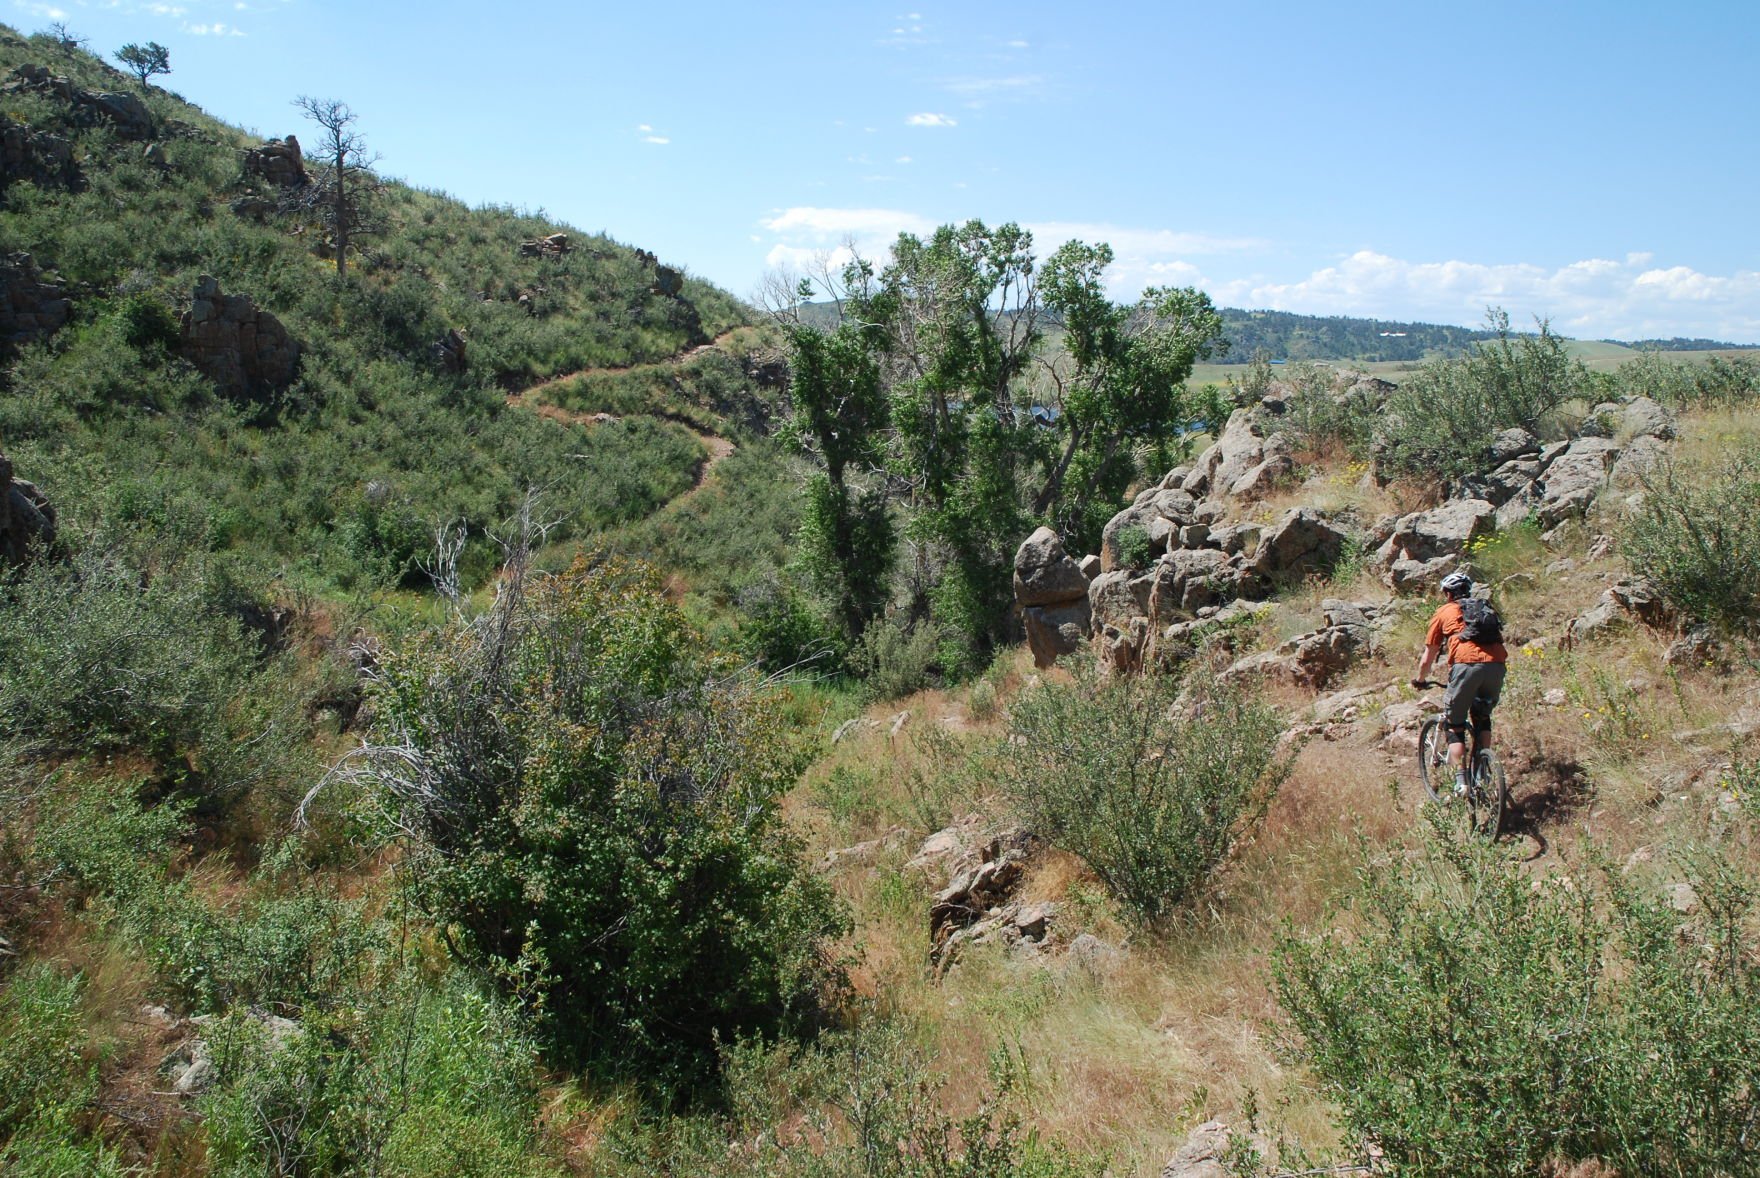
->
[1417,718,1450,803]
[1470,749,1506,839]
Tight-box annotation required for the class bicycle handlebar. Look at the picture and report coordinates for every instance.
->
[1410,679,1443,690]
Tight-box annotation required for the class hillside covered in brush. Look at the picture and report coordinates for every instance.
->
[6,21,1760,1178]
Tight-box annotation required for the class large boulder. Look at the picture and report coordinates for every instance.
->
[1014,526,1094,670]
[1249,506,1352,581]
[1528,436,1622,526]
[179,275,301,398]
[1099,487,1199,571]
[0,452,56,566]
[1088,567,1154,631]
[1183,409,1293,500]
[0,252,71,347]
[1013,526,1090,607]
[1376,498,1496,591]
[1586,395,1676,442]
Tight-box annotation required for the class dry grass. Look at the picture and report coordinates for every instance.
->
[766,403,1760,1172]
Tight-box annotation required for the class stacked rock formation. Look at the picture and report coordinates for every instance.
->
[0,452,56,566]
[0,253,71,347]
[179,275,301,398]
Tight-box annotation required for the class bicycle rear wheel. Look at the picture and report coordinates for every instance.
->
[1417,718,1450,803]
[1470,749,1506,839]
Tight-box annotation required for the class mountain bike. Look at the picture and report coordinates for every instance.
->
[1415,694,1507,839]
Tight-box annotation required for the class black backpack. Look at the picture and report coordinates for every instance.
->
[1458,597,1504,646]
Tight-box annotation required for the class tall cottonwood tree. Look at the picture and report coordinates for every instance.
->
[294,96,380,278]
[775,220,1225,668]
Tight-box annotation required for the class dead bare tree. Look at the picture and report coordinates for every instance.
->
[293,96,381,277]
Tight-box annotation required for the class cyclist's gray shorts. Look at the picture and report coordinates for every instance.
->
[1444,661,1506,735]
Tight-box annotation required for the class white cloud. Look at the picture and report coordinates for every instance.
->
[906,112,957,127]
[1210,250,1760,341]
[762,206,936,240]
[759,205,941,280]
[636,123,652,132]
[895,155,912,164]
[184,20,244,34]
[1005,38,1030,49]
[642,135,669,145]
[16,2,70,18]
[944,74,1042,97]
[148,3,187,15]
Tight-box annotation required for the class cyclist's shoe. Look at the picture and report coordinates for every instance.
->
[1453,774,1469,798]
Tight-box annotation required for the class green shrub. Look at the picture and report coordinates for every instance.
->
[1376,312,1585,483]
[0,965,92,1139]
[0,548,245,751]
[736,578,847,676]
[329,554,846,1098]
[1599,350,1760,410]
[1280,362,1377,456]
[1112,523,1154,571]
[201,978,560,1178]
[603,1021,1102,1178]
[1273,819,1760,1177]
[1622,444,1760,632]
[854,617,945,701]
[997,664,1292,924]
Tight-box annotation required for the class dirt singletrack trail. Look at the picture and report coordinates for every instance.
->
[508,327,744,406]
[502,329,744,506]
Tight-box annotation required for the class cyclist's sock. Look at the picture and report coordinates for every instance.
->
[1453,769,1469,796]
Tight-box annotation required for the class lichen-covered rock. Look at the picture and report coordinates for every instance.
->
[1529,436,1622,526]
[1377,498,1496,591]
[1182,409,1294,500]
[1250,506,1352,581]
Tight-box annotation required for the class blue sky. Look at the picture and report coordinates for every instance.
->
[12,0,1759,340]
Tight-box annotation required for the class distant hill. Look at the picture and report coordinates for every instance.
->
[1213,309,1499,363]
[1603,336,1755,351]
[792,301,1501,363]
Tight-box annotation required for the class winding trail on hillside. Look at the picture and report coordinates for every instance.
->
[502,328,744,508]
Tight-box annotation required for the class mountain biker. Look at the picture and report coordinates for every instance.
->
[1412,570,1507,797]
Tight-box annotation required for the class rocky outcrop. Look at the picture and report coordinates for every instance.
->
[179,275,300,398]
[1250,506,1352,582]
[1160,1120,1275,1178]
[2,65,153,138]
[1375,498,1496,591]
[1565,577,1676,646]
[432,328,467,374]
[1014,526,1092,667]
[1181,408,1293,501]
[242,134,306,187]
[1223,598,1381,688]
[519,233,570,258]
[928,829,1048,971]
[0,253,71,346]
[1,452,57,566]
[0,115,81,191]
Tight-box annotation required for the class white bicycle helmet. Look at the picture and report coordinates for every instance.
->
[1440,570,1474,596]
